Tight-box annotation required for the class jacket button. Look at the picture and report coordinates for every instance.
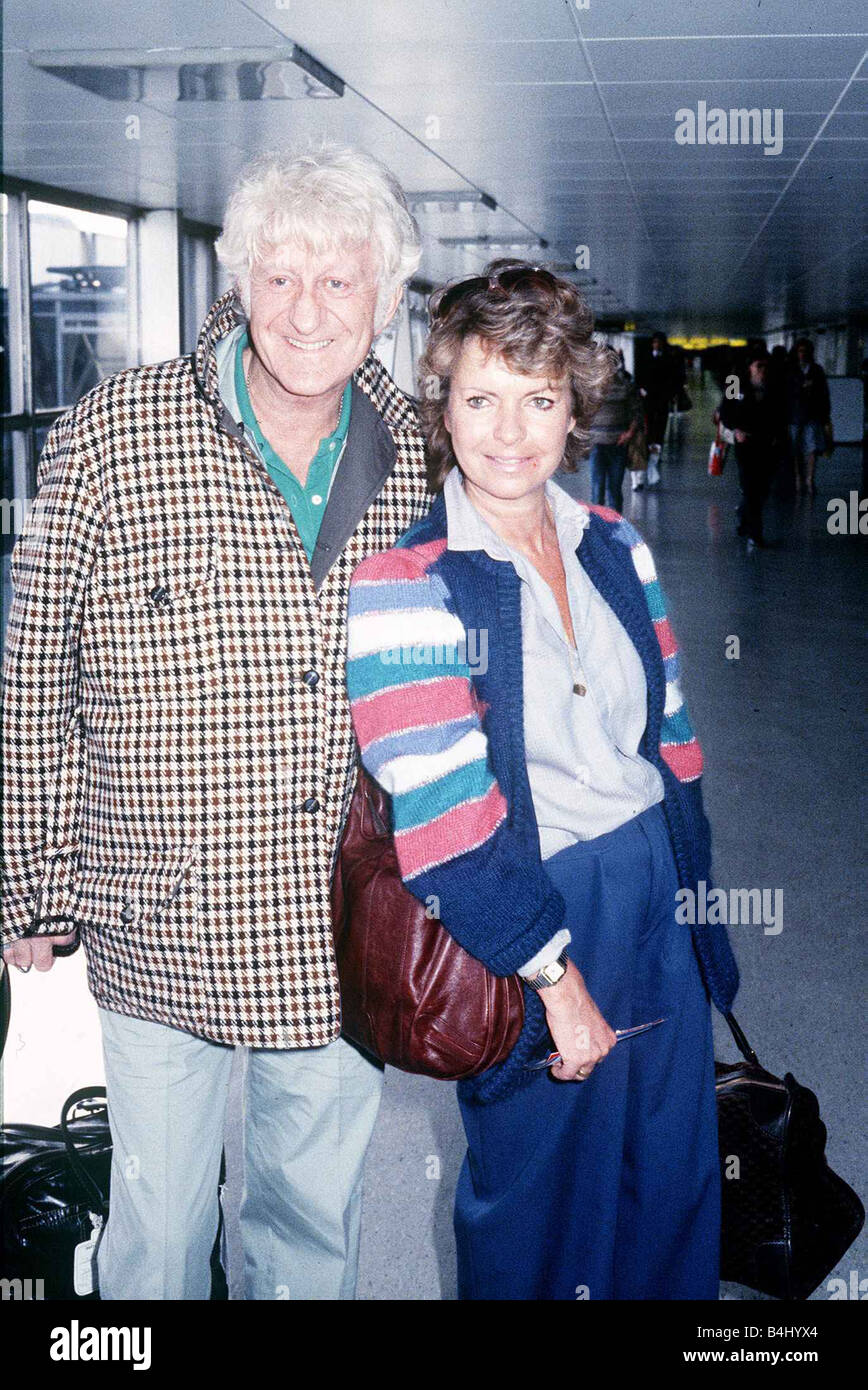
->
[302,797,320,814]
[302,670,319,690]
[149,584,169,606]
[120,901,136,924]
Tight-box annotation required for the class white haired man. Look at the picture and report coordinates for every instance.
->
[1,146,431,1299]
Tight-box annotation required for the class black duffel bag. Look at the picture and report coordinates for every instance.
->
[717,1013,864,1300]
[0,1085,111,1299]
[0,967,228,1299]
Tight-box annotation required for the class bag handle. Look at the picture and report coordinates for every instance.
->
[723,1011,760,1068]
[60,1085,110,1217]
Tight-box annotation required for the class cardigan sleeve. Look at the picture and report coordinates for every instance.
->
[623,524,713,881]
[346,546,566,976]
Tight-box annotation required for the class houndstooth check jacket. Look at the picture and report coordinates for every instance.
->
[1,290,431,1049]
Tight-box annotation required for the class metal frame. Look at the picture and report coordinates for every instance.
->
[2,178,147,497]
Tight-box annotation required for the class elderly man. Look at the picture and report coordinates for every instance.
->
[1,146,431,1299]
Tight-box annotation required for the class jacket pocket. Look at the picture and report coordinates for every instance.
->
[72,853,202,1020]
[83,540,224,702]
[72,855,197,941]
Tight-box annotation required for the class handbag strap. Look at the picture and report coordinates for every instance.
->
[60,1085,110,1216]
[723,1011,760,1067]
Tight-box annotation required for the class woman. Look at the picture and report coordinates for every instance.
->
[346,261,739,1300]
[587,349,641,509]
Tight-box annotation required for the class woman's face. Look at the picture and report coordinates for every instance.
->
[444,336,575,512]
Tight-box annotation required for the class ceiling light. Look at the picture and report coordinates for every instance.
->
[439,235,548,250]
[29,45,344,101]
[408,191,497,213]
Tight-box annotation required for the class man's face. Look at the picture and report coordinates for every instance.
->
[796,343,811,366]
[749,360,768,387]
[246,240,399,401]
[651,337,664,356]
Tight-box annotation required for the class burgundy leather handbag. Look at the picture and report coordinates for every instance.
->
[331,767,524,1080]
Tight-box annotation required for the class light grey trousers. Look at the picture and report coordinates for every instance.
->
[96,1007,384,1300]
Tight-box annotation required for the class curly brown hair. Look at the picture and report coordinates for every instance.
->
[417,259,616,492]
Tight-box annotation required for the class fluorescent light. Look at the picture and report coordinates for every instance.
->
[29,45,344,101]
[439,234,548,249]
[408,191,498,212]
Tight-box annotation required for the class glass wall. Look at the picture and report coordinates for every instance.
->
[28,200,129,412]
[1,188,135,642]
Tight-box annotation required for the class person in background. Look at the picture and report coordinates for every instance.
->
[635,331,677,487]
[787,337,831,496]
[767,344,792,496]
[1,144,431,1300]
[587,349,641,509]
[346,261,739,1300]
[719,348,783,552]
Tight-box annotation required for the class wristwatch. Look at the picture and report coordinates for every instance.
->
[524,951,569,991]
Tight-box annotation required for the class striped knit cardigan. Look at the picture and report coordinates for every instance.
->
[346,491,739,1103]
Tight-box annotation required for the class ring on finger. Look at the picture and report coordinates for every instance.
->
[15,963,32,974]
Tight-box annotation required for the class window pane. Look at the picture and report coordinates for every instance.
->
[29,200,128,411]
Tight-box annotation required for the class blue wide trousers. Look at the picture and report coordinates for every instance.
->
[454,803,720,1300]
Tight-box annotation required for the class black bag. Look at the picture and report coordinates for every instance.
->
[676,386,693,412]
[716,1013,864,1300]
[0,969,228,1299]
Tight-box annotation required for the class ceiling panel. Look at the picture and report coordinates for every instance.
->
[3,0,866,331]
[586,37,866,83]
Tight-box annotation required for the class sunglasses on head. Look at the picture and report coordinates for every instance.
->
[432,264,559,321]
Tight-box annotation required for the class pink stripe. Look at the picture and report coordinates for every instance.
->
[585,501,622,522]
[352,677,472,748]
[660,738,704,781]
[408,538,449,567]
[395,784,508,879]
[351,539,446,585]
[654,616,678,660]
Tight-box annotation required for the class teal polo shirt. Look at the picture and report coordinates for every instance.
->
[233,331,352,560]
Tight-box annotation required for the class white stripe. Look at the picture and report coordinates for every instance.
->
[348,608,465,660]
[379,728,488,796]
[664,680,684,717]
[631,541,657,585]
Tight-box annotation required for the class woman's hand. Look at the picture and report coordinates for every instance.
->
[539,959,617,1081]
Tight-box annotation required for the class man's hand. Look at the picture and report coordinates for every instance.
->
[2,932,76,972]
[616,428,634,445]
[539,960,617,1081]
[734,429,748,443]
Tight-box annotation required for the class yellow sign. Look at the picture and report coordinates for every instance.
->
[668,336,748,350]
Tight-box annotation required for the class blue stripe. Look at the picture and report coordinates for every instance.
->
[662,705,694,744]
[392,758,495,833]
[615,518,640,547]
[643,577,667,622]
[663,652,680,682]
[347,651,468,700]
[364,715,479,778]
[349,579,444,616]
